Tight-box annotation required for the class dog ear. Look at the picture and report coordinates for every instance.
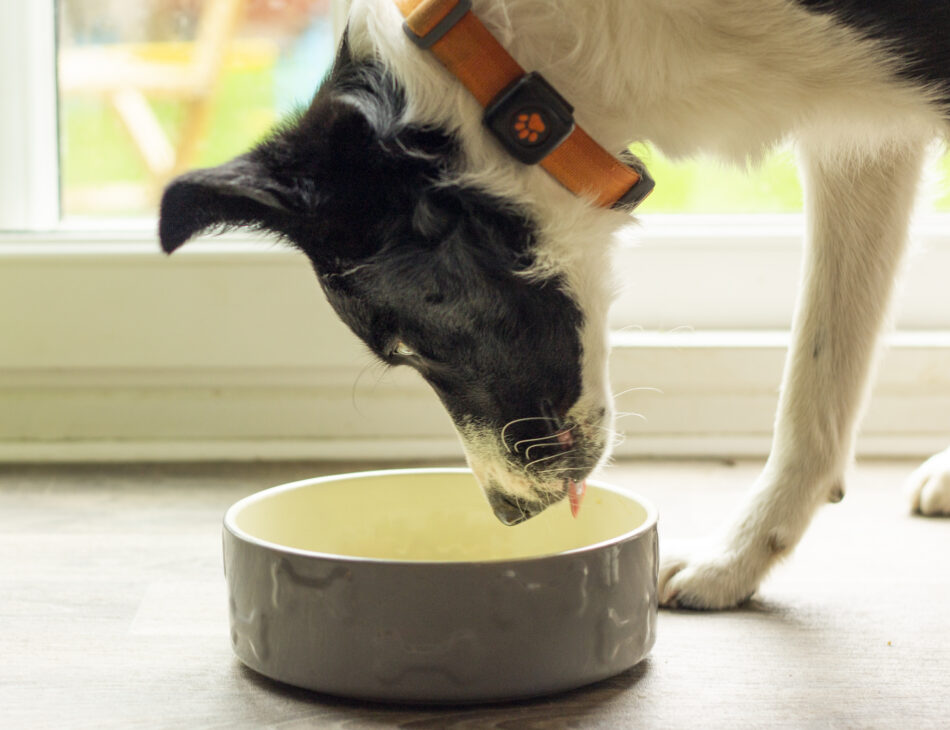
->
[158,154,294,254]
[157,92,391,256]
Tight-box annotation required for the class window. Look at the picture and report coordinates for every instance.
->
[633,144,802,215]
[58,0,337,220]
[2,1,948,460]
[4,1,948,225]
[633,142,950,214]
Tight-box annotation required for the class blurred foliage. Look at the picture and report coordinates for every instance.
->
[61,67,278,188]
[61,66,950,216]
[631,143,803,214]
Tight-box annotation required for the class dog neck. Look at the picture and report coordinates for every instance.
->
[350,0,940,180]
[345,0,642,233]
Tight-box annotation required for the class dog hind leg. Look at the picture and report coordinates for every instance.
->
[659,133,929,609]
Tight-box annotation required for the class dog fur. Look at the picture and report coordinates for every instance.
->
[159,0,950,608]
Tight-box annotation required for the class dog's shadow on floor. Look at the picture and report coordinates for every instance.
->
[664,595,815,621]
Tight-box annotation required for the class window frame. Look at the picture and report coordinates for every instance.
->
[1,0,59,230]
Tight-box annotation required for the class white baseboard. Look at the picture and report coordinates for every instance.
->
[2,331,948,462]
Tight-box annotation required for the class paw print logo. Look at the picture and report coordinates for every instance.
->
[513,111,547,145]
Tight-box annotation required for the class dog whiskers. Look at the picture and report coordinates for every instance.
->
[612,386,664,398]
[582,423,626,449]
[524,448,577,472]
[529,466,584,479]
[499,416,559,454]
[524,438,572,461]
[513,424,576,454]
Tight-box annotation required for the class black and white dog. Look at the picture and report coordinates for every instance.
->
[159,0,950,608]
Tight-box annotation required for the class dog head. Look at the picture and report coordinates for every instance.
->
[159,37,628,524]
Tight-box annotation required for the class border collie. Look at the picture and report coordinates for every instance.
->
[159,0,950,608]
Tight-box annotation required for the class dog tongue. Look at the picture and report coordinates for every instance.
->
[568,479,586,517]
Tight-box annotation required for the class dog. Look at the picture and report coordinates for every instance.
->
[158,0,950,609]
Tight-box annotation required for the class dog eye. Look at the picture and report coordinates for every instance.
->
[391,341,416,358]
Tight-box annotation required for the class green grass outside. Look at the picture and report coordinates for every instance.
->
[61,67,279,216]
[631,143,804,214]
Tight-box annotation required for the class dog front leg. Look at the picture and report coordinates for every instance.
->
[659,135,928,609]
[904,447,950,515]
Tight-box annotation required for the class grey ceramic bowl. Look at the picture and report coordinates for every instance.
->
[223,468,658,704]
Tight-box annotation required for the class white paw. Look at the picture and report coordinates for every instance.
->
[658,541,761,610]
[905,448,950,516]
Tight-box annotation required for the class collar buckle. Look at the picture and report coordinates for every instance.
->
[483,72,576,165]
[612,160,656,211]
[402,0,471,49]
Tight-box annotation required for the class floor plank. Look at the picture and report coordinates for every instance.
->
[1,459,947,729]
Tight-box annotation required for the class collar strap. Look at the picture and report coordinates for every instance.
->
[395,0,654,211]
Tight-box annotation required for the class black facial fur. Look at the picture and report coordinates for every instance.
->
[319,189,582,429]
[158,38,586,474]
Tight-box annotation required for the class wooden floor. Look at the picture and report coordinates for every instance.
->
[1,459,947,729]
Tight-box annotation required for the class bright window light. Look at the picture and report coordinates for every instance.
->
[57,0,337,220]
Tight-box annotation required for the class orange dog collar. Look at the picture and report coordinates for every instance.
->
[396,0,654,210]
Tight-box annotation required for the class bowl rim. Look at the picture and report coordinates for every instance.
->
[223,467,658,567]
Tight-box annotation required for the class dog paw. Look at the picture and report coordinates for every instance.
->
[905,448,950,516]
[658,541,759,610]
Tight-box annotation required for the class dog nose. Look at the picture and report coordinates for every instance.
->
[539,398,569,429]
[487,491,541,526]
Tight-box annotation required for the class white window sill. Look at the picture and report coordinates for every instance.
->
[2,217,948,461]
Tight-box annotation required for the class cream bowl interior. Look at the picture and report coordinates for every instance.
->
[229,468,651,562]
